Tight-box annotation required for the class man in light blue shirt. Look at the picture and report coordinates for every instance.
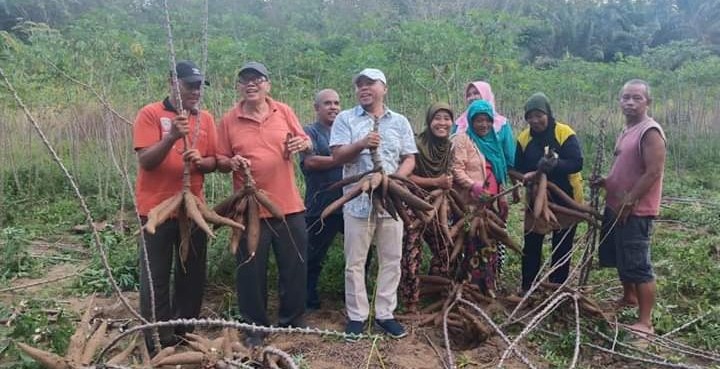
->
[329,68,417,340]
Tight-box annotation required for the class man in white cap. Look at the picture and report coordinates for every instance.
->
[329,68,417,340]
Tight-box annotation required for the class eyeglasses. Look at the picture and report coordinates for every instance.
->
[237,75,268,85]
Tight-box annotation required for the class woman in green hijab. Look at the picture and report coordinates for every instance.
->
[399,103,455,313]
[452,99,511,296]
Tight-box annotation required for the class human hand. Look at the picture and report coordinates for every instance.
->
[470,182,488,199]
[436,174,453,190]
[617,193,638,225]
[169,114,189,141]
[182,148,202,167]
[286,135,310,155]
[537,155,558,174]
[522,171,538,184]
[363,131,381,149]
[230,155,251,171]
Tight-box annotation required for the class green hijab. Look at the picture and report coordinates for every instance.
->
[466,99,508,185]
[415,103,454,177]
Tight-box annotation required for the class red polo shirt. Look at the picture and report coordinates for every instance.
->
[217,98,308,218]
[133,99,216,216]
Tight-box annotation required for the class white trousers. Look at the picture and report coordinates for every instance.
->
[344,214,403,321]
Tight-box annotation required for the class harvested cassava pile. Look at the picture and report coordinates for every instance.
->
[509,149,601,235]
[214,166,286,261]
[413,277,493,350]
[319,116,433,225]
[144,158,243,265]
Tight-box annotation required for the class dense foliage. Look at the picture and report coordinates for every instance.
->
[1,0,720,123]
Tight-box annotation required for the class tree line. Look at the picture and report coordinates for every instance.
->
[3,0,720,63]
[1,0,719,131]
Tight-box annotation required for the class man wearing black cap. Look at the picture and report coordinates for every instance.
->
[217,61,312,348]
[133,60,217,354]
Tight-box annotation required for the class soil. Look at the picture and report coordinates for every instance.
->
[0,237,536,368]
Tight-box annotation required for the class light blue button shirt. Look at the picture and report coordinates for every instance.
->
[329,105,418,218]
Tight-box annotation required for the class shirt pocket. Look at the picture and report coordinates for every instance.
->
[380,127,402,159]
[263,125,290,152]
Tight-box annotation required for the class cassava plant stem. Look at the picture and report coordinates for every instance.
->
[0,66,146,324]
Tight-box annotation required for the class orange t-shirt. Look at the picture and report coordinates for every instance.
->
[217,98,308,218]
[133,99,217,216]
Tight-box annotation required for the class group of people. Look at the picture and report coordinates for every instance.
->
[134,59,666,353]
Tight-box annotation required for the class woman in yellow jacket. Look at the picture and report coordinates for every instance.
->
[515,93,584,292]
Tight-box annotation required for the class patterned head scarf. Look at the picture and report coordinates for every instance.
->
[415,102,454,176]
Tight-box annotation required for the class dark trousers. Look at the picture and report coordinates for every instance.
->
[235,212,307,335]
[139,218,207,352]
[521,226,577,291]
[305,214,343,308]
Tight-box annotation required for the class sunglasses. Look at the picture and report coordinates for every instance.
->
[237,75,268,85]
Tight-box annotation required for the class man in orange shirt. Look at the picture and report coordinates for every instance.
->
[133,60,217,353]
[217,62,312,348]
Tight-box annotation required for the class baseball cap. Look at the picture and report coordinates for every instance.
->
[353,68,386,85]
[238,61,270,79]
[174,60,209,85]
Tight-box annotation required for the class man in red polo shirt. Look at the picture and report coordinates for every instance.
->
[134,60,217,353]
[216,62,312,348]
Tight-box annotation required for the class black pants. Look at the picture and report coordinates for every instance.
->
[139,218,207,352]
[235,212,307,335]
[521,226,577,291]
[305,214,343,308]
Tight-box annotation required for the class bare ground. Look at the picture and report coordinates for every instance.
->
[1,237,538,368]
[4,236,670,369]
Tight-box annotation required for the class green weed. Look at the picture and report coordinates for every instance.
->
[73,229,138,294]
[0,227,38,281]
[0,299,75,369]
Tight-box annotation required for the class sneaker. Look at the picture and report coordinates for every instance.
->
[374,318,407,339]
[344,320,365,342]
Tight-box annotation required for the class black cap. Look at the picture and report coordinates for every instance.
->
[237,61,269,79]
[174,60,209,85]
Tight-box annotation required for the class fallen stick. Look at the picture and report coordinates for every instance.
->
[424,333,450,369]
[0,268,86,293]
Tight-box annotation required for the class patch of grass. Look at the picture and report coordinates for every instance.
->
[206,229,235,288]
[0,299,75,369]
[0,227,40,281]
[318,237,346,299]
[73,228,138,294]
[292,353,312,369]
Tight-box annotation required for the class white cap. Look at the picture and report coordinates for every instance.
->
[353,68,387,85]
